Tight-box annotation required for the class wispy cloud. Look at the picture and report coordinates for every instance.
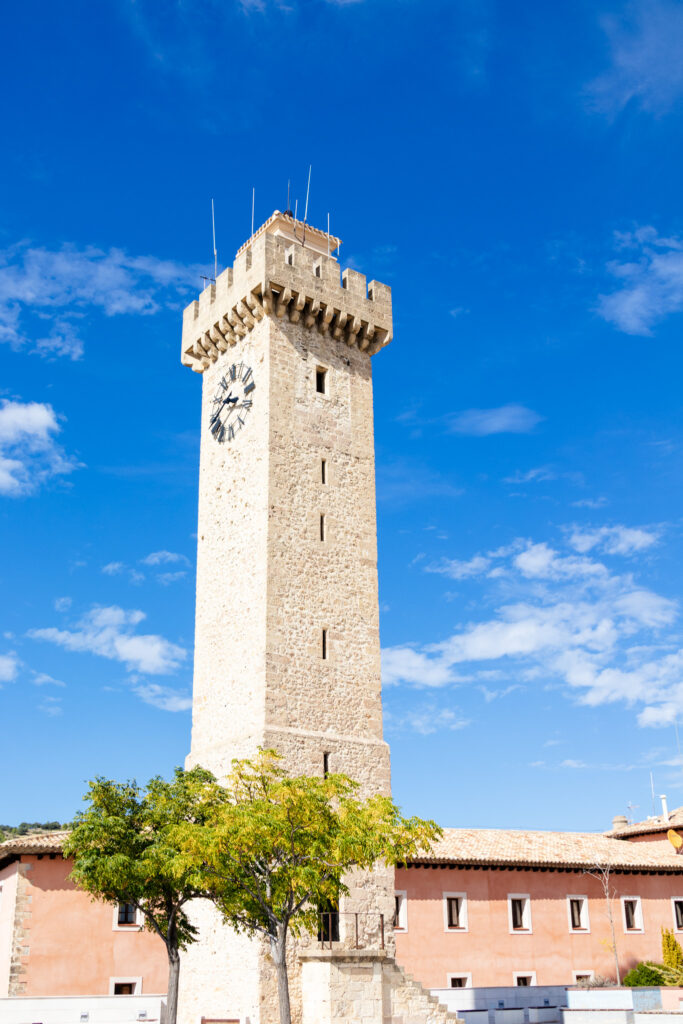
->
[0,241,201,360]
[0,399,80,497]
[0,653,19,683]
[28,605,186,675]
[376,460,463,505]
[140,550,189,566]
[32,671,66,688]
[37,695,63,717]
[385,702,470,736]
[384,523,683,728]
[598,226,683,335]
[131,681,192,712]
[447,404,543,436]
[588,0,683,116]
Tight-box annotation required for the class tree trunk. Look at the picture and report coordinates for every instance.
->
[166,947,181,1024]
[271,927,291,1024]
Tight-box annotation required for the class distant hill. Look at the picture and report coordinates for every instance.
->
[0,821,67,842]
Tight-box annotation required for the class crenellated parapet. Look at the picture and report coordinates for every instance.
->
[181,211,393,373]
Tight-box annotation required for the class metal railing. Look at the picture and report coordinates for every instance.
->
[317,911,385,950]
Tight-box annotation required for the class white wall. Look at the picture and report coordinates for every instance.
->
[0,995,166,1024]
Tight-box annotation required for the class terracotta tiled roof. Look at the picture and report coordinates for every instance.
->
[605,807,683,838]
[409,828,683,872]
[0,831,69,856]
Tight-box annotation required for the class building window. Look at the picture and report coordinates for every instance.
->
[323,751,330,778]
[508,895,532,933]
[514,973,536,987]
[314,260,322,278]
[110,978,141,996]
[321,628,328,660]
[622,896,643,932]
[673,899,683,930]
[316,367,328,395]
[118,902,137,926]
[448,974,472,988]
[573,971,595,985]
[443,892,468,931]
[285,246,294,266]
[320,514,326,542]
[567,895,590,932]
[394,891,407,931]
[321,458,327,485]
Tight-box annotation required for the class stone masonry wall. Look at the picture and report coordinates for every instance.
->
[8,864,31,996]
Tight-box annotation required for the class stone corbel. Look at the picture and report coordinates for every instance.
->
[358,324,375,351]
[275,287,292,319]
[368,329,391,355]
[304,297,320,328]
[202,331,219,360]
[345,315,361,347]
[210,324,228,352]
[332,311,348,340]
[228,307,247,337]
[289,293,306,323]
[236,300,255,329]
[247,290,265,320]
[192,337,211,369]
[318,303,334,334]
[219,316,237,346]
[262,283,274,315]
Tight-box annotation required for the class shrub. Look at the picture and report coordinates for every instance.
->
[623,963,664,987]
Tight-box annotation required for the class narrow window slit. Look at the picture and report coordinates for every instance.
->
[320,514,326,542]
[316,367,327,394]
[321,458,327,484]
[322,628,328,660]
[323,752,330,778]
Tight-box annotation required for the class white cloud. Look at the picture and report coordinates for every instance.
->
[132,682,192,712]
[385,524,683,728]
[141,550,189,566]
[572,497,608,509]
[32,671,66,688]
[54,596,72,612]
[561,759,588,769]
[0,653,19,683]
[37,695,63,717]
[504,466,557,484]
[0,241,201,360]
[27,605,186,675]
[102,562,125,575]
[156,571,187,585]
[426,554,491,580]
[588,0,683,116]
[569,524,659,556]
[598,227,683,335]
[447,404,543,436]
[385,702,470,736]
[381,646,458,688]
[0,399,80,497]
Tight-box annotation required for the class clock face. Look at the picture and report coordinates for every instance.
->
[209,362,255,443]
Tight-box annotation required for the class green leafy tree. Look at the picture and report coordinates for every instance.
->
[174,750,442,1024]
[623,963,664,987]
[64,767,219,1024]
[662,928,683,972]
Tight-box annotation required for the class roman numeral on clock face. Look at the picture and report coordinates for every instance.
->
[210,365,254,443]
[244,381,255,395]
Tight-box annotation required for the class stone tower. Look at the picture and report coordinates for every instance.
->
[178,211,395,1023]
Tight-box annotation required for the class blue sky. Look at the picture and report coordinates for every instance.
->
[3,0,683,833]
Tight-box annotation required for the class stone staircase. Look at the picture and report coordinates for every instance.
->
[383,958,464,1024]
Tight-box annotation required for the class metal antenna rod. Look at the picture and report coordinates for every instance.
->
[304,165,312,222]
[251,187,255,239]
[211,199,218,282]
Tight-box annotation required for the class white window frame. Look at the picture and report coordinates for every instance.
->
[572,970,595,984]
[394,890,408,932]
[566,895,590,933]
[508,894,532,934]
[112,903,143,931]
[672,897,683,932]
[513,971,537,986]
[109,977,142,995]
[443,892,468,932]
[621,895,644,933]
[447,973,473,988]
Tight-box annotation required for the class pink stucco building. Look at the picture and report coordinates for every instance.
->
[2,814,683,999]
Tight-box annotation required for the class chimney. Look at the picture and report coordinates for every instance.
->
[660,794,670,820]
[612,814,628,831]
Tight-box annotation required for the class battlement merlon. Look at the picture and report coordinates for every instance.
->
[181,211,393,373]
